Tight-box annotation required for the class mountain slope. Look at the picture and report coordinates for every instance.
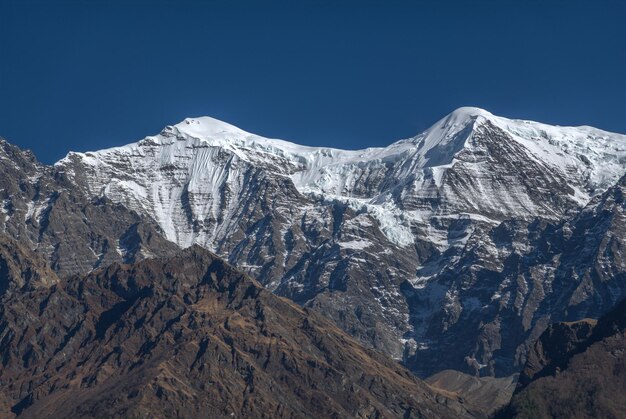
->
[0,245,468,418]
[0,235,58,297]
[403,171,626,377]
[501,297,626,418]
[425,370,517,416]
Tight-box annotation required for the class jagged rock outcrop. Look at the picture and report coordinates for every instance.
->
[516,319,596,389]
[0,246,469,418]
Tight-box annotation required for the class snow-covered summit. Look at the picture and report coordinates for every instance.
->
[174,116,249,137]
[57,107,626,250]
[166,116,325,162]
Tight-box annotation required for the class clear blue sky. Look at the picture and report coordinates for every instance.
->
[1,0,624,163]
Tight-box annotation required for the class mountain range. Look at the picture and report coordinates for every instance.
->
[2,107,626,417]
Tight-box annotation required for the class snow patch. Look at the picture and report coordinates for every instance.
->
[0,199,9,215]
[339,239,372,250]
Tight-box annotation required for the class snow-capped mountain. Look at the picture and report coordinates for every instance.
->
[29,107,626,375]
[58,107,626,248]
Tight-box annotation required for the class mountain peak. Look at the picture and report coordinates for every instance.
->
[424,107,496,133]
[448,106,494,120]
[413,107,494,156]
[421,107,495,139]
[172,116,250,138]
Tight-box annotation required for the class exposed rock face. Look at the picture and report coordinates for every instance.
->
[517,319,596,389]
[0,235,59,297]
[0,246,468,418]
[501,297,626,418]
[0,138,180,278]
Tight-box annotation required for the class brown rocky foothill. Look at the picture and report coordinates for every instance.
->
[0,246,469,418]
